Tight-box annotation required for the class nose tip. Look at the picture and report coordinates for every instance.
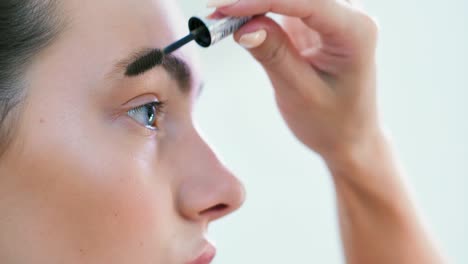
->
[174,126,246,223]
[198,175,246,222]
[178,167,246,223]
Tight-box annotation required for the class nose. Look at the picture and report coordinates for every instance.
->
[175,127,245,223]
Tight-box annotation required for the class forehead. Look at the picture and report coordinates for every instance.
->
[57,0,201,89]
[65,0,180,42]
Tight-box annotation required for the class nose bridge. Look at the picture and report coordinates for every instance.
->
[174,125,245,222]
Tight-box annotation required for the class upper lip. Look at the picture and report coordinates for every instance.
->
[186,242,217,264]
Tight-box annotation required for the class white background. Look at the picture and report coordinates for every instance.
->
[179,1,468,263]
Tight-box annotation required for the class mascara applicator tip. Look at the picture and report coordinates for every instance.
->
[125,49,164,77]
[125,29,200,77]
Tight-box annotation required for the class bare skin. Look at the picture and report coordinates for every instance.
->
[0,0,444,263]
[0,0,244,263]
[210,0,446,263]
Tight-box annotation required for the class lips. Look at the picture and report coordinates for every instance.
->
[187,243,216,264]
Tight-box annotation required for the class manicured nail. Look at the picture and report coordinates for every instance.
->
[207,0,239,8]
[238,29,267,49]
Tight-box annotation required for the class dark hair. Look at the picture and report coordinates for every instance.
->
[0,0,61,156]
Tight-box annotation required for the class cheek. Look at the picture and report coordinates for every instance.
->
[7,116,176,262]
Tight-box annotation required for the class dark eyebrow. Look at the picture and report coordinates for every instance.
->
[112,48,192,94]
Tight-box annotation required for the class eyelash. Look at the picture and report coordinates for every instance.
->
[127,101,166,131]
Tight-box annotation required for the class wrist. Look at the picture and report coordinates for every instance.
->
[322,126,390,178]
[323,126,415,221]
[321,125,413,215]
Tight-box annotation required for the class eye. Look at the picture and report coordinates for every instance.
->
[127,101,166,130]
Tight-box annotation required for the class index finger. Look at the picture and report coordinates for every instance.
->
[211,0,353,38]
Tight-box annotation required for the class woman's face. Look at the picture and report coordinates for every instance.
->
[0,0,245,263]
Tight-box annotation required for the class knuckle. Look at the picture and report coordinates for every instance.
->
[357,12,379,40]
[348,10,379,55]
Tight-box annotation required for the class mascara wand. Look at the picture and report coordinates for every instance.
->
[125,15,252,76]
[125,28,203,76]
[163,28,203,54]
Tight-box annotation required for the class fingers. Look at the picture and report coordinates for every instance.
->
[234,16,326,102]
[209,0,378,58]
[282,17,321,52]
[209,0,351,39]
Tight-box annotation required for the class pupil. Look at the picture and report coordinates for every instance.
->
[146,104,156,126]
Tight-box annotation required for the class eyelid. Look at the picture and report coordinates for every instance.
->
[122,93,162,109]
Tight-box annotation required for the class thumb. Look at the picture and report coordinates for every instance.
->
[234,16,324,100]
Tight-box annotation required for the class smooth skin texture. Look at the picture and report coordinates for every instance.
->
[0,0,245,263]
[211,0,445,263]
[0,0,445,264]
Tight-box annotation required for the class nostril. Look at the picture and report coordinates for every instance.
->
[200,203,228,216]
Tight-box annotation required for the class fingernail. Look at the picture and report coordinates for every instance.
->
[238,29,267,49]
[206,0,239,8]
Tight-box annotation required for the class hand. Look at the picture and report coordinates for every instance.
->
[210,0,381,162]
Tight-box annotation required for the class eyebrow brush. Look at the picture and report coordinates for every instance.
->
[125,14,252,76]
[163,26,207,55]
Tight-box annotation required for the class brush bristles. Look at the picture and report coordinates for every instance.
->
[125,49,164,76]
[125,32,197,76]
